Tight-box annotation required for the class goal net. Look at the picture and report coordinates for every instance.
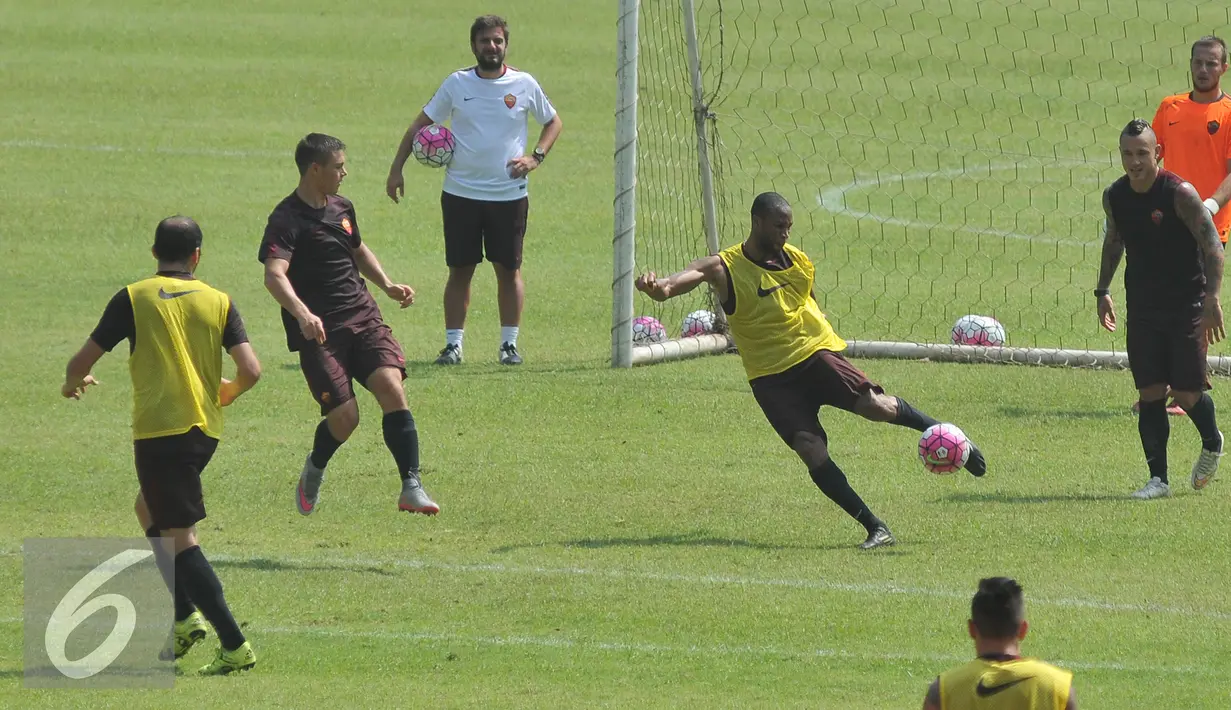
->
[612,0,1231,373]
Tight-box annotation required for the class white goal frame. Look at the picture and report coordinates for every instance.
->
[610,0,1231,376]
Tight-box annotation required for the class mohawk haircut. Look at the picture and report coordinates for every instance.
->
[1121,118,1154,139]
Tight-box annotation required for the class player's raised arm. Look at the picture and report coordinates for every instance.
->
[635,254,728,303]
[1176,180,1226,342]
[386,111,435,202]
[1095,187,1123,333]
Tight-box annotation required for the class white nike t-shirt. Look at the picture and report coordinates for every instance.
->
[423,66,557,202]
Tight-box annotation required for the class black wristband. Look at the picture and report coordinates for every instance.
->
[1094,288,1110,298]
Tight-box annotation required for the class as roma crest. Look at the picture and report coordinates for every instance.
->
[1151,209,1164,225]
[341,217,353,235]
[1209,120,1221,135]
[504,93,517,109]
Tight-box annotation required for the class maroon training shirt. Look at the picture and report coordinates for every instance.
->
[258,192,383,351]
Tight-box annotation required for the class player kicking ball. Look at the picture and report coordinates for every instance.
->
[636,192,986,549]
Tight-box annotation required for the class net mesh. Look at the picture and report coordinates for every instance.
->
[632,0,1231,353]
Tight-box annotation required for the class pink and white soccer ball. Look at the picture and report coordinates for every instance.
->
[412,124,455,168]
[918,423,971,474]
[681,309,717,338]
[632,316,667,344]
[951,314,1006,347]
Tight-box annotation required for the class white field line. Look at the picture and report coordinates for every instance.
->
[1,548,1228,622]
[0,139,282,159]
[0,612,1211,674]
[256,625,1209,675]
[207,552,1231,622]
[0,614,1205,674]
[815,160,1106,246]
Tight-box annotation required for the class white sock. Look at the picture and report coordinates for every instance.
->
[501,326,519,347]
[446,329,464,348]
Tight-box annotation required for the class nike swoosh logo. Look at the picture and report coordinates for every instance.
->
[975,677,1032,697]
[757,283,788,297]
[158,287,200,300]
[463,97,478,101]
[1170,121,1180,125]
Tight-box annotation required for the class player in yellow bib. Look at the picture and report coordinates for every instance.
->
[61,217,263,675]
[636,192,986,548]
[923,577,1077,710]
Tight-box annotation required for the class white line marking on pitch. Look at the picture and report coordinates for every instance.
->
[1,548,1227,622]
[816,160,1108,246]
[0,139,281,159]
[203,552,1231,622]
[256,625,1207,675]
[0,613,1207,674]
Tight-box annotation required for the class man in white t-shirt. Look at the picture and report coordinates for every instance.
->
[386,15,563,366]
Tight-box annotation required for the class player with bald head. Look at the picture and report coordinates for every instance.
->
[636,192,987,549]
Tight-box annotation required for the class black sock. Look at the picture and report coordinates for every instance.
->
[892,397,941,432]
[310,419,344,470]
[1184,392,1223,452]
[175,546,245,651]
[146,526,195,621]
[1138,399,1170,483]
[809,459,883,533]
[382,410,420,481]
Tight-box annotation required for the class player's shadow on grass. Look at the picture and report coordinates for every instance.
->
[941,492,1128,505]
[996,406,1126,420]
[492,531,905,554]
[212,556,396,577]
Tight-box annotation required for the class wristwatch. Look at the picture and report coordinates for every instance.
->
[1093,288,1109,298]
[532,148,546,164]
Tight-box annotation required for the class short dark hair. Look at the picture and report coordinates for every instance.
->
[970,577,1025,639]
[470,15,509,44]
[153,216,203,263]
[294,133,346,176]
[751,191,791,218]
[1121,118,1153,139]
[1192,35,1229,64]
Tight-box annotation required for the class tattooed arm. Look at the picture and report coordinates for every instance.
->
[1176,181,1226,343]
[1095,187,1123,333]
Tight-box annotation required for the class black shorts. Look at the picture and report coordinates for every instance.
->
[299,322,407,414]
[1126,312,1210,392]
[749,350,885,445]
[441,191,529,270]
[134,427,219,530]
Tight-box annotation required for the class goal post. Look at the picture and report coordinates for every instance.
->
[613,0,1231,373]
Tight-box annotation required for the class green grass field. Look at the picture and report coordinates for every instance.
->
[3,0,1231,707]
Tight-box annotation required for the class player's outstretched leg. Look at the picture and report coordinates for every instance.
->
[1133,395,1172,499]
[793,431,893,549]
[297,404,357,516]
[854,391,987,477]
[1175,390,1224,489]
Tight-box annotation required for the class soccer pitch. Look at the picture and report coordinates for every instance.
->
[2,0,1230,707]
